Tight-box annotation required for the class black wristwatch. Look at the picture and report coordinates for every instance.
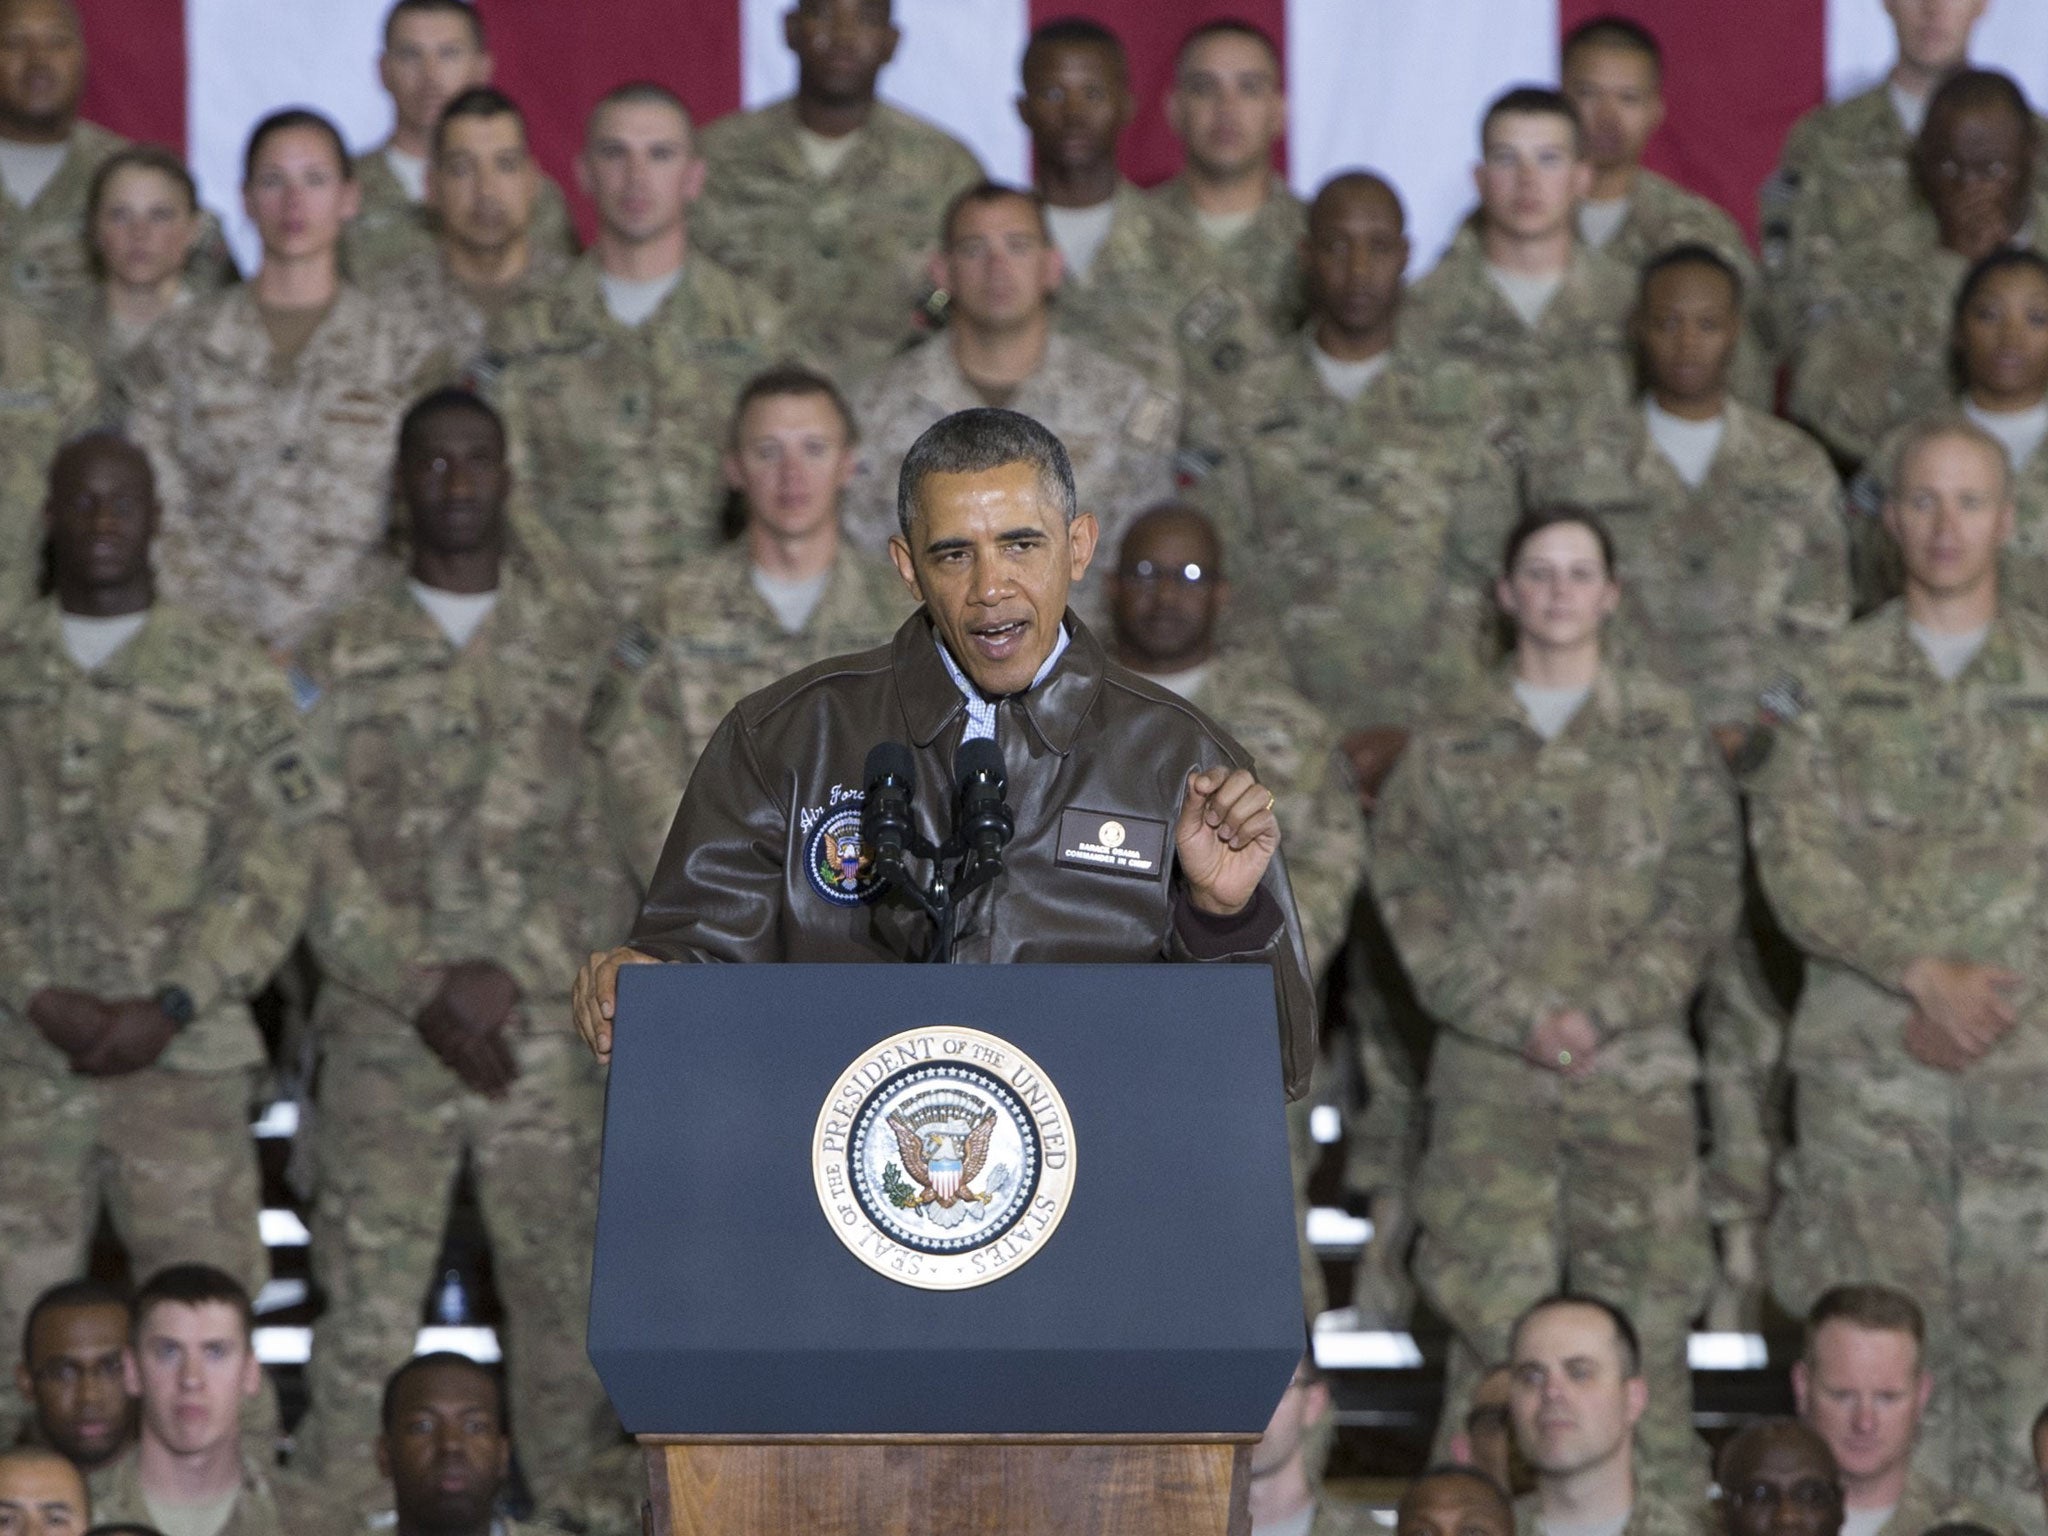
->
[154,986,196,1030]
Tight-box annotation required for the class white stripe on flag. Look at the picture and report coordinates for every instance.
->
[1286,0,1560,273]
[740,0,1029,182]
[186,0,396,272]
[1828,0,2048,105]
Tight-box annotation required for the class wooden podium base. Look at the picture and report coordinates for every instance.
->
[642,1433,1257,1536]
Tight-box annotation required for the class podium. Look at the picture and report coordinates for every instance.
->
[590,963,1303,1536]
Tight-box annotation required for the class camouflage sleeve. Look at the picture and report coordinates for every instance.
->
[1583,728,1744,1036]
[1368,740,1557,1053]
[585,622,692,889]
[1274,742,1367,979]
[1766,449,1853,661]
[114,339,198,600]
[1747,685,1922,992]
[1786,306,1896,467]
[153,680,322,1018]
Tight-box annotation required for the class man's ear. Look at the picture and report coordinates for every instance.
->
[1067,511,1100,581]
[1790,1358,1811,1415]
[376,1435,394,1481]
[14,1360,33,1405]
[888,534,924,600]
[122,1348,141,1399]
[1623,1374,1649,1429]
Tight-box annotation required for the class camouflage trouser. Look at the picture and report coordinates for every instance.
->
[0,1053,268,1441]
[293,1012,615,1513]
[1414,1081,1712,1504]
[1768,1059,2048,1529]
[1341,888,1429,1325]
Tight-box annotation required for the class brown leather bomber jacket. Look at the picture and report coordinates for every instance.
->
[629,610,1318,1099]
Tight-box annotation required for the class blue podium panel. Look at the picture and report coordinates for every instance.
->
[589,962,1302,1436]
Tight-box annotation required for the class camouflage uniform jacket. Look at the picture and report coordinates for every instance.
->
[1782,192,2048,468]
[0,600,317,1073]
[1514,1493,1712,1536]
[1851,409,2048,616]
[589,537,912,884]
[0,120,234,314]
[1595,167,1776,400]
[1045,178,1188,396]
[340,143,579,284]
[0,294,98,621]
[298,562,637,1031]
[368,240,574,382]
[118,282,453,651]
[1748,601,2048,1076]
[1191,333,1519,731]
[1141,173,1308,365]
[1372,663,1742,1102]
[489,251,787,611]
[1399,228,1636,430]
[693,98,982,380]
[1170,645,1365,977]
[1761,85,2048,352]
[1527,396,1850,726]
[1877,1471,2022,1536]
[89,1445,287,1536]
[842,329,1180,580]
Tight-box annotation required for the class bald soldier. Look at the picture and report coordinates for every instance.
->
[1402,88,1634,433]
[1560,16,1774,397]
[1749,418,2048,1525]
[0,1447,88,1536]
[1716,1421,1844,1536]
[0,0,230,311]
[1790,69,2047,470]
[841,182,1179,623]
[371,87,570,377]
[692,0,982,378]
[341,0,576,282]
[590,366,911,884]
[491,83,785,611]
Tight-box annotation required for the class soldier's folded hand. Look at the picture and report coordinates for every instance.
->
[26,987,112,1066]
[1901,1009,1978,1074]
[1900,956,2020,1061]
[1524,1007,1600,1078]
[72,997,181,1077]
[1340,726,1411,813]
[416,961,523,1099]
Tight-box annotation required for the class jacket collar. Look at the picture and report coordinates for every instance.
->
[891,608,1106,755]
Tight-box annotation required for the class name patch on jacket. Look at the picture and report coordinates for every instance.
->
[1055,810,1166,880]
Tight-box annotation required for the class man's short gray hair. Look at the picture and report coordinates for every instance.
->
[895,407,1078,540]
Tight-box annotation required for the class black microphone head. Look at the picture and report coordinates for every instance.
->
[954,736,1007,792]
[865,740,916,789]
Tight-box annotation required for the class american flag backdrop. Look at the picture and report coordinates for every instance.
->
[72,0,2048,276]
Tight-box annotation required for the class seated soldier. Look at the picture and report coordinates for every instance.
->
[367,1353,555,1536]
[1791,69,2046,470]
[590,365,911,883]
[13,1282,133,1484]
[0,1446,89,1536]
[1508,1296,1698,1536]
[842,181,1180,623]
[90,1267,287,1536]
[1850,250,2048,614]
[1397,1466,1515,1536]
[1716,1420,1843,1536]
[1249,1358,1373,1536]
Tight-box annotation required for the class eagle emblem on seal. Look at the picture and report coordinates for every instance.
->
[887,1107,997,1208]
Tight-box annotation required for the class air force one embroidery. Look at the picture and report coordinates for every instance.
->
[812,1027,1077,1291]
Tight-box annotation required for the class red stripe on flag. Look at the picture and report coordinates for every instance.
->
[1026,0,1289,188]
[1558,0,1826,246]
[479,0,744,244]
[78,0,186,151]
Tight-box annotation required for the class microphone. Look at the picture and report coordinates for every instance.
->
[860,742,917,886]
[953,738,1015,870]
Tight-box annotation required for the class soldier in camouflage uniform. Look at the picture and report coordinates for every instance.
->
[1789,70,2044,471]
[0,290,95,619]
[1373,511,1740,1496]
[341,0,576,284]
[1250,1360,1387,1536]
[369,88,572,379]
[0,0,232,313]
[692,0,982,381]
[1192,172,1521,1326]
[1402,89,1636,434]
[0,435,317,1442]
[1749,419,2048,1527]
[1848,250,2048,616]
[590,366,910,883]
[293,391,635,1514]
[1560,16,1775,397]
[490,85,785,613]
[61,147,208,380]
[119,110,453,654]
[842,185,1178,623]
[1017,19,1185,396]
[1759,0,2048,355]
